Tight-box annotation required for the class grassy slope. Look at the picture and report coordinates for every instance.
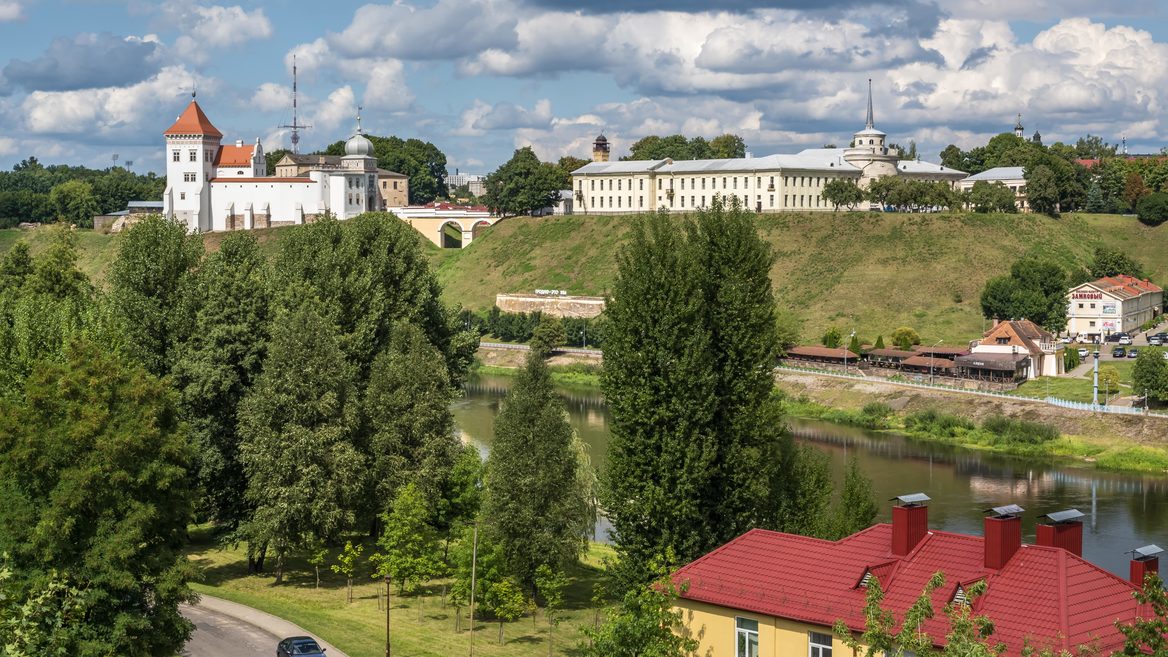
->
[1,212,1162,344]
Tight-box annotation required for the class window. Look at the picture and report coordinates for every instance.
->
[617,179,622,191]
[617,196,621,208]
[639,196,643,207]
[591,180,595,191]
[769,194,774,207]
[1090,303,1096,309]
[680,196,685,207]
[701,178,706,190]
[769,176,775,187]
[1089,321,1096,327]
[722,177,727,189]
[736,618,759,657]
[809,631,833,657]
[172,150,180,162]
[628,196,632,208]
[639,179,644,191]
[189,150,197,162]
[733,177,738,190]
[1078,303,1084,309]
[179,192,186,200]
[996,337,1010,345]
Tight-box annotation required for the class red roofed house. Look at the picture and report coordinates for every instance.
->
[962,319,1063,379]
[672,496,1155,657]
[1067,275,1163,340]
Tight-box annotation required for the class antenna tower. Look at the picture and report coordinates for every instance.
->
[279,56,311,153]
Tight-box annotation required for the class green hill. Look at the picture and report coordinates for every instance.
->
[2,212,1163,345]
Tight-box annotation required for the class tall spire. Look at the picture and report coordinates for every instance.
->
[865,78,874,130]
[356,105,364,134]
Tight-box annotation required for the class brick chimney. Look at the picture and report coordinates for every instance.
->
[983,505,1024,569]
[1129,545,1163,588]
[891,493,930,556]
[1036,509,1085,557]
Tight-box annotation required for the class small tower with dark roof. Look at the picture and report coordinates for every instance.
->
[1014,114,1024,139]
[592,134,610,163]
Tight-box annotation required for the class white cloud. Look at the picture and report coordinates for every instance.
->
[310,86,357,134]
[251,82,290,113]
[167,3,274,64]
[455,98,553,136]
[331,0,517,60]
[0,1,22,21]
[281,39,415,115]
[360,59,414,112]
[0,136,16,156]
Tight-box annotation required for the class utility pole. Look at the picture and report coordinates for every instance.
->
[279,55,312,153]
[1092,350,1100,407]
[469,522,479,657]
[385,575,391,657]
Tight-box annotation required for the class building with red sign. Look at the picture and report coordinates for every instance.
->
[1066,275,1162,339]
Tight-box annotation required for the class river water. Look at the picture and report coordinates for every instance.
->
[455,374,1168,579]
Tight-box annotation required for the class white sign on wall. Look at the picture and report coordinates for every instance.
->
[1103,303,1117,315]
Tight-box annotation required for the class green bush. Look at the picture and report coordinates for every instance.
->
[1137,192,1168,226]
[904,409,974,437]
[981,415,1060,445]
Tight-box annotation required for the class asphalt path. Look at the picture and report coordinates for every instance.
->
[182,603,280,657]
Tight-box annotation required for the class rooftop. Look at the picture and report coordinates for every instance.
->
[963,166,1026,182]
[164,99,223,139]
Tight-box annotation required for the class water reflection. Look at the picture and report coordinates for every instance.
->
[455,374,1168,577]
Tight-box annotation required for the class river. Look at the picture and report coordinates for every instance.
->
[455,373,1168,579]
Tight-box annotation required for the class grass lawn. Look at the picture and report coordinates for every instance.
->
[1013,350,1164,403]
[186,526,614,657]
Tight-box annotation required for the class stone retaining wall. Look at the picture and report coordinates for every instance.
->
[495,293,606,318]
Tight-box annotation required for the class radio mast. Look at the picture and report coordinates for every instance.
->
[278,56,311,153]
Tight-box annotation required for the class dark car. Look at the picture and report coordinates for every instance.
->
[1127,348,1139,359]
[277,637,326,657]
[1112,347,1126,358]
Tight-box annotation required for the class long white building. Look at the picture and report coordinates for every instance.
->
[571,83,965,214]
[162,95,381,232]
[1066,275,1163,339]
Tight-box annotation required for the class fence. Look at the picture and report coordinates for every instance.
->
[774,364,1168,419]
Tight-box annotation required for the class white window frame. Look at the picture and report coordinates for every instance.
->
[736,617,759,657]
[809,631,833,657]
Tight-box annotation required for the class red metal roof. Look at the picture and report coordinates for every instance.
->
[214,144,255,168]
[164,100,223,138]
[787,346,860,359]
[673,525,1147,656]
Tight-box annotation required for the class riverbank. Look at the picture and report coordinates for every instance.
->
[775,371,1168,473]
[473,346,602,386]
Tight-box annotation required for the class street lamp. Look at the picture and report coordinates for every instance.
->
[1092,350,1100,407]
[385,574,392,657]
[843,329,856,374]
[929,339,943,385]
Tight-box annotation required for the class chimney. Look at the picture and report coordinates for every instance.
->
[1128,545,1162,588]
[891,493,930,556]
[236,139,244,147]
[1036,509,1085,557]
[983,505,1024,569]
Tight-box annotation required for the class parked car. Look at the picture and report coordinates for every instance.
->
[277,637,326,657]
[1078,347,1089,358]
[1060,336,1073,343]
[1112,347,1126,358]
[1119,335,1133,345]
[1127,348,1139,359]
[1163,351,1168,361]
[1150,337,1163,346]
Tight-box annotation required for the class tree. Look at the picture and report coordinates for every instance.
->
[535,564,568,657]
[0,241,33,292]
[328,135,449,203]
[1090,247,1145,279]
[848,333,863,355]
[306,539,329,589]
[237,304,364,584]
[580,570,699,657]
[529,315,567,356]
[482,351,594,593]
[602,200,796,590]
[1076,135,1117,160]
[1025,165,1060,216]
[555,156,590,188]
[485,578,528,645]
[775,308,802,353]
[25,223,90,300]
[822,179,865,210]
[710,134,747,159]
[1137,192,1168,227]
[968,181,1017,213]
[0,341,197,655]
[483,147,563,217]
[1124,171,1150,212]
[0,564,86,656]
[48,179,99,227]
[364,322,459,518]
[108,214,203,377]
[865,177,900,208]
[1116,573,1168,657]
[265,148,291,175]
[1100,365,1120,401]
[1085,181,1107,213]
[822,326,843,348]
[978,257,1069,333]
[1063,347,1080,372]
[874,335,886,349]
[331,541,364,603]
[171,232,270,530]
[891,326,920,351]
[831,457,879,538]
[370,483,443,595]
[1132,349,1168,404]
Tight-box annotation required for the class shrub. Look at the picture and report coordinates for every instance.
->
[904,409,975,437]
[821,327,842,348]
[891,326,921,351]
[981,415,1060,445]
[1137,192,1168,226]
[861,402,893,419]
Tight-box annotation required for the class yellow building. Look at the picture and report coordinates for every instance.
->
[671,495,1152,657]
[273,153,409,208]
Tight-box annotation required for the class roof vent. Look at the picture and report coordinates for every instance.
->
[983,504,1024,569]
[1128,544,1162,587]
[890,493,930,556]
[1042,509,1086,524]
[1037,509,1085,557]
[953,584,968,606]
[892,493,931,507]
[985,504,1024,519]
[860,571,874,588]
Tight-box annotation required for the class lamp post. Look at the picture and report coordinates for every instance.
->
[469,521,479,657]
[843,329,856,374]
[1092,350,1100,407]
[929,339,943,386]
[384,574,391,657]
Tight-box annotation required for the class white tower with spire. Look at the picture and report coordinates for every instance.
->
[163,93,222,232]
[843,79,900,188]
[1014,114,1025,139]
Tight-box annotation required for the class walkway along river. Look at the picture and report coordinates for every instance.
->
[455,374,1168,579]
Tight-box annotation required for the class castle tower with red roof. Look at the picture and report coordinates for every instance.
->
[163,94,223,232]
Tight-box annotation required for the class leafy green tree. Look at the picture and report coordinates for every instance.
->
[1063,347,1080,371]
[265,148,291,176]
[370,483,443,595]
[580,569,699,657]
[485,577,528,645]
[1137,192,1168,226]
[1132,349,1168,404]
[1076,135,1117,160]
[171,232,270,530]
[1116,573,1168,657]
[625,134,721,161]
[848,333,863,355]
[306,539,329,589]
[0,241,33,292]
[436,443,485,541]
[1085,181,1108,213]
[483,147,563,217]
[968,181,1017,213]
[48,179,99,227]
[108,215,203,376]
[237,304,364,584]
[364,322,459,517]
[331,541,364,603]
[529,314,567,356]
[710,133,747,159]
[555,156,590,188]
[482,351,594,593]
[0,341,197,655]
[26,223,90,300]
[0,564,85,656]
[1100,365,1120,401]
[891,326,921,350]
[822,326,843,348]
[535,564,568,657]
[823,179,865,210]
[326,135,449,202]
[1025,165,1061,216]
[1124,171,1150,212]
[865,176,900,208]
[979,256,1069,333]
[775,308,802,353]
[602,200,796,590]
[831,456,879,538]
[1090,247,1145,279]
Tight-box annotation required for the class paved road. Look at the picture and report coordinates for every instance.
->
[182,595,348,657]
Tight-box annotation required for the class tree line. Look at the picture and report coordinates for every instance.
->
[0,157,165,228]
[317,134,450,204]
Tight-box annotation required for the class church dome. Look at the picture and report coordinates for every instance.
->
[345,132,374,157]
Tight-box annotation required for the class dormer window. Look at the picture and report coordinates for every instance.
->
[996,337,1009,345]
[953,584,969,606]
[860,571,874,588]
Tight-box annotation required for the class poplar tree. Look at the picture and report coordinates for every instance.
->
[602,201,796,588]
[237,304,364,583]
[171,232,271,530]
[481,351,594,593]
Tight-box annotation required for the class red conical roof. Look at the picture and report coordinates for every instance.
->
[164,99,223,139]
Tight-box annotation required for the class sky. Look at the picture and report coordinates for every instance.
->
[1,0,1168,175]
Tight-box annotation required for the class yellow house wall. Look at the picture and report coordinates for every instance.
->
[677,599,847,657]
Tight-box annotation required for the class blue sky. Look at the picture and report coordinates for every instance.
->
[1,0,1167,175]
